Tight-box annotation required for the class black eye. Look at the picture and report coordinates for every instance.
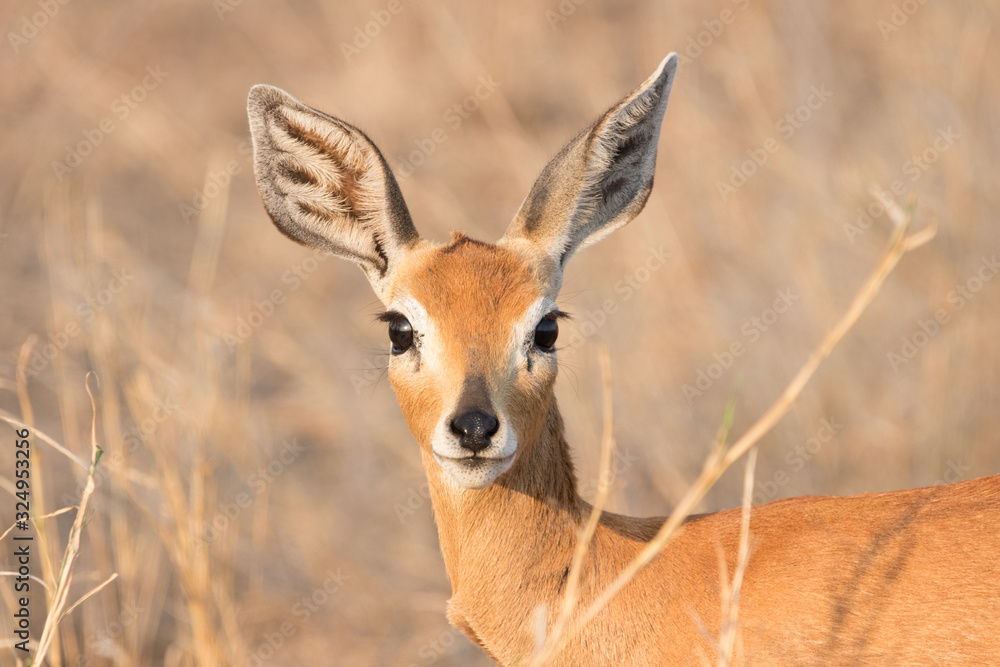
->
[534,317,558,351]
[389,317,413,354]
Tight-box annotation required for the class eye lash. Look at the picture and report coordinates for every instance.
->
[376,310,406,323]
[523,309,568,355]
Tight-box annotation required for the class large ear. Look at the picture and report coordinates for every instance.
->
[247,85,420,301]
[501,54,677,287]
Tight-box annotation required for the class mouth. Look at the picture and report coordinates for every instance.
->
[432,451,516,489]
[432,452,515,468]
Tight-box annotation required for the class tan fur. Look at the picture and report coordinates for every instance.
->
[248,54,1000,664]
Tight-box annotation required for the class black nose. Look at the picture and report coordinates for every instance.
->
[450,411,500,454]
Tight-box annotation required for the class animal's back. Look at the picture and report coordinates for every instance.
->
[634,474,1000,665]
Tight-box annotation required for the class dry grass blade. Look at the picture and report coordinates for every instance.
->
[36,507,78,522]
[0,522,20,543]
[540,207,934,660]
[718,448,757,667]
[33,373,108,666]
[16,337,36,428]
[0,411,89,473]
[59,572,119,621]
[531,345,617,665]
[0,572,51,594]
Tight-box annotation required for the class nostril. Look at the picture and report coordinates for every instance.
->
[484,414,499,438]
[452,410,500,453]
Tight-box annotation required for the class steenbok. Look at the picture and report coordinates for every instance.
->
[248,54,1000,665]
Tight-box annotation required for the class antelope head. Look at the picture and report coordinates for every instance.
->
[248,54,677,491]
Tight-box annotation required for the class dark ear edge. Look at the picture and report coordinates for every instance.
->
[503,54,678,271]
[247,84,420,294]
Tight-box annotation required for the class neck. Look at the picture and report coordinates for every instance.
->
[421,397,657,661]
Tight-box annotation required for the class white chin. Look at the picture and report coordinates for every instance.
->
[434,453,515,490]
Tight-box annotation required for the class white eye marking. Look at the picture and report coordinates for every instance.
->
[387,293,441,373]
[508,297,559,371]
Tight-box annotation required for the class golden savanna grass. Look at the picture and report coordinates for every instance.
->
[1,1,999,665]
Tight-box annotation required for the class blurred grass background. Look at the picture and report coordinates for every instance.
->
[1,0,998,664]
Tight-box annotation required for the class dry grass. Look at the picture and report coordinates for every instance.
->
[1,1,999,665]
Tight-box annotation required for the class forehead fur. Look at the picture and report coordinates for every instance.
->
[392,233,542,337]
